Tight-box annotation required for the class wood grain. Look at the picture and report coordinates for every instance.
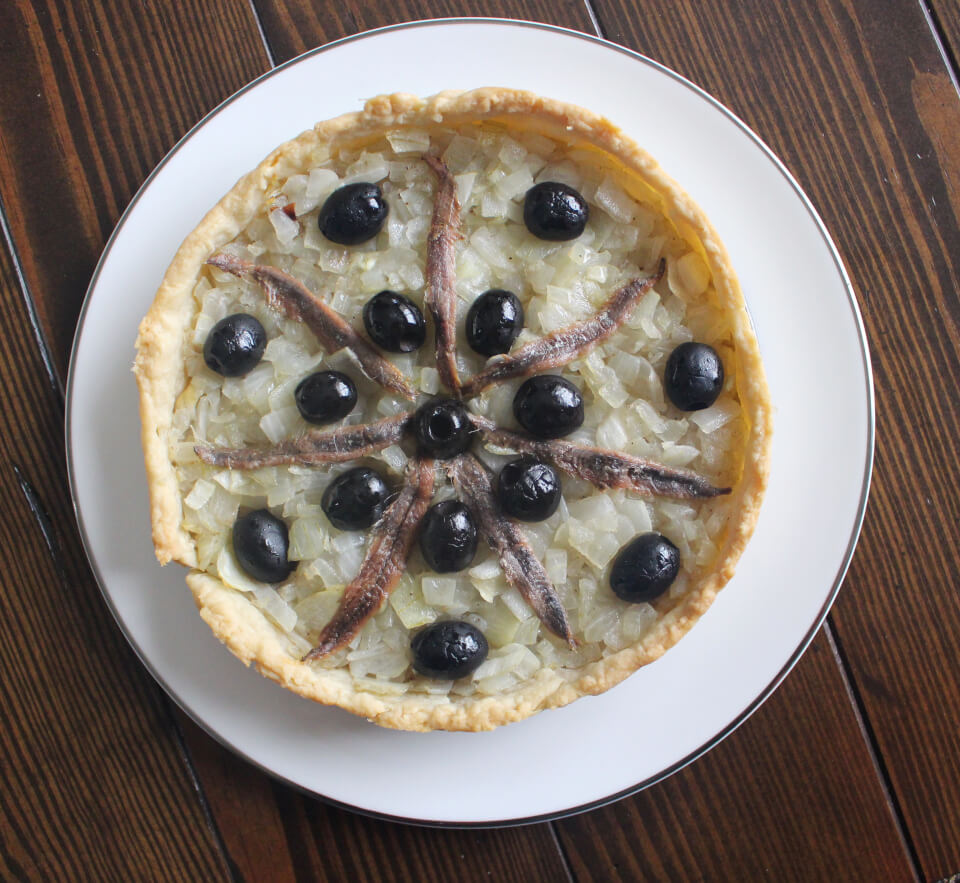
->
[176,4,596,877]
[555,631,914,881]
[0,239,230,879]
[181,714,573,882]
[252,0,594,64]
[587,0,960,877]
[0,0,270,381]
[0,1,586,880]
[1,0,954,878]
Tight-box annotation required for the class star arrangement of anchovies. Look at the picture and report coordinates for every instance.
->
[196,155,729,670]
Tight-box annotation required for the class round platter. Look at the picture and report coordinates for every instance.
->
[66,19,873,826]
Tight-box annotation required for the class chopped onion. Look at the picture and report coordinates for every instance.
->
[387,129,431,154]
[389,575,436,629]
[170,122,746,701]
[499,587,531,622]
[288,518,327,560]
[421,576,457,607]
[306,168,339,200]
[690,398,740,433]
[672,251,710,297]
[259,406,302,444]
[269,209,299,246]
[216,545,264,594]
[252,585,298,632]
[184,478,215,510]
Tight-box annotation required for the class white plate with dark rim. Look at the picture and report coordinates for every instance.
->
[66,19,873,826]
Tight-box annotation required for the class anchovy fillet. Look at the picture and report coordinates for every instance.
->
[207,253,416,400]
[446,454,576,648]
[304,458,435,660]
[423,154,462,394]
[470,415,729,499]
[461,260,666,399]
[195,414,409,469]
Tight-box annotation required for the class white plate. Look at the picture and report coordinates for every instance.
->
[67,19,873,825]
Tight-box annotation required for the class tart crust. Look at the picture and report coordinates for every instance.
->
[134,88,772,732]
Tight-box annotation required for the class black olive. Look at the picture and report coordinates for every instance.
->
[496,459,562,522]
[664,342,724,411]
[203,313,266,377]
[609,532,680,603]
[411,620,489,680]
[512,375,584,439]
[232,509,296,583]
[295,370,357,425]
[317,182,388,245]
[321,467,390,531]
[419,501,479,573]
[412,398,473,459]
[362,291,426,353]
[523,181,589,241]
[466,289,524,356]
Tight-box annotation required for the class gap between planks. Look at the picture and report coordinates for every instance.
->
[0,198,62,403]
[246,0,278,67]
[0,204,240,879]
[920,0,960,94]
[169,711,243,882]
[544,1,604,864]
[825,617,923,882]
[10,454,240,881]
[580,1,925,875]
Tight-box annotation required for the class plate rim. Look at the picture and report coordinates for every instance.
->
[64,16,875,828]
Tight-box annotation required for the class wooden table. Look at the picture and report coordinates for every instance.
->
[2,1,958,880]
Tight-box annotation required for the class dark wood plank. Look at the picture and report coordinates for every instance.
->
[0,239,229,880]
[0,1,584,879]
[181,0,592,873]
[180,715,572,882]
[929,0,960,72]
[231,4,912,876]
[586,0,960,877]
[556,631,914,881]
[0,0,270,381]
[173,4,592,874]
[0,2,304,878]
[0,0,932,879]
[252,0,594,64]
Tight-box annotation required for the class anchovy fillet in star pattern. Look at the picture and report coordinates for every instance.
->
[446,453,576,648]
[470,415,730,499]
[194,414,410,469]
[422,154,462,394]
[304,457,436,661]
[460,260,666,399]
[206,253,416,400]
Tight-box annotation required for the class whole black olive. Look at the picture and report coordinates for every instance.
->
[203,313,267,377]
[295,370,357,425]
[321,467,390,531]
[411,620,489,680]
[664,342,724,411]
[466,289,524,356]
[232,509,296,583]
[523,181,589,241]
[412,398,473,459]
[609,532,680,603]
[512,375,584,439]
[362,291,426,353]
[496,459,562,522]
[419,501,479,573]
[318,182,388,245]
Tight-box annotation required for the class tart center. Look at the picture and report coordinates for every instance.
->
[412,397,472,459]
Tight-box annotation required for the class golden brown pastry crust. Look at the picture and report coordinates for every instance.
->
[134,88,772,731]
